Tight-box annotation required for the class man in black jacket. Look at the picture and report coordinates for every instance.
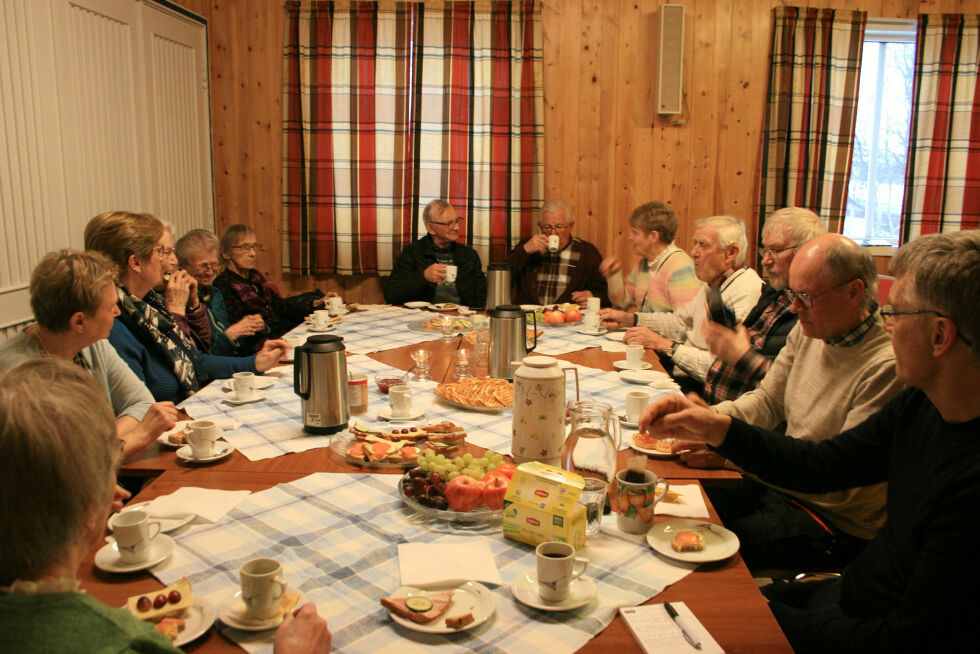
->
[383,200,487,307]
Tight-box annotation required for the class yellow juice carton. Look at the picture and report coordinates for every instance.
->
[502,462,587,549]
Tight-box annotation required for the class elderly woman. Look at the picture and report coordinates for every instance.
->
[598,201,701,324]
[0,359,332,653]
[84,211,287,404]
[213,224,329,352]
[157,222,211,351]
[175,228,265,355]
[0,249,177,458]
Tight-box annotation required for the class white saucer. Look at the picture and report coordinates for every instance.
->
[109,502,194,533]
[176,442,235,463]
[94,534,175,573]
[173,596,216,647]
[575,326,607,335]
[385,581,495,633]
[619,369,670,384]
[378,406,426,422]
[613,360,652,371]
[647,519,741,563]
[617,410,639,429]
[605,331,626,342]
[510,572,597,611]
[328,308,349,317]
[430,303,458,312]
[157,420,191,448]
[308,324,337,333]
[218,587,306,631]
[224,390,267,405]
[404,301,431,309]
[457,306,475,316]
[222,377,276,392]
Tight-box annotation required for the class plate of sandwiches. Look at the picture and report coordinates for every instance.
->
[124,578,215,647]
[406,317,474,333]
[629,432,678,459]
[433,377,513,413]
[332,422,467,468]
[646,519,740,563]
[380,581,495,633]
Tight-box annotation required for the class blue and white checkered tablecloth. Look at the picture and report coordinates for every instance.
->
[529,324,617,356]
[294,306,443,354]
[153,472,696,654]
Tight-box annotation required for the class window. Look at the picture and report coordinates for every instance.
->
[843,20,916,247]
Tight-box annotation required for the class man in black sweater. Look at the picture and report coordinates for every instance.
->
[383,199,487,307]
[639,230,980,652]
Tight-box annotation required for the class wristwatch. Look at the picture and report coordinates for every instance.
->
[664,341,680,358]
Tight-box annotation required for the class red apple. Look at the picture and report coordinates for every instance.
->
[481,475,509,509]
[485,462,516,480]
[445,475,485,512]
[564,307,582,323]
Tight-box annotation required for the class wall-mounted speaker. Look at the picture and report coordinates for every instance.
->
[657,4,685,115]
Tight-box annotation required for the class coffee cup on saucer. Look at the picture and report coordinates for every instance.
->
[240,558,287,620]
[625,344,645,369]
[536,541,588,601]
[233,372,257,401]
[186,420,221,459]
[313,309,331,329]
[389,385,413,418]
[326,296,344,313]
[625,390,649,424]
[583,313,600,332]
[112,510,162,564]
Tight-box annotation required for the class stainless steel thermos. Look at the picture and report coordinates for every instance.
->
[294,334,349,434]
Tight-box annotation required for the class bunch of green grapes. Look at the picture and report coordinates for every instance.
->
[416,449,505,481]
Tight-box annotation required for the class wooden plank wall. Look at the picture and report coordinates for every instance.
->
[173,0,965,302]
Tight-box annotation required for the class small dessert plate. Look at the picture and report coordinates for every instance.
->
[404,301,431,309]
[94,534,175,573]
[223,390,267,405]
[613,360,653,371]
[510,572,597,612]
[217,587,306,631]
[384,580,495,633]
[378,406,426,422]
[172,596,217,647]
[176,442,235,463]
[646,519,741,563]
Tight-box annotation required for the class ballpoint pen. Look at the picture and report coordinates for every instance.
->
[664,601,702,650]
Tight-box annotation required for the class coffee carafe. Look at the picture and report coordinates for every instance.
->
[294,334,348,434]
[488,305,537,379]
[486,263,512,309]
[511,355,579,466]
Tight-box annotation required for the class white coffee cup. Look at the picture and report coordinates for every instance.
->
[313,309,331,329]
[625,344,645,369]
[186,420,221,459]
[626,390,650,424]
[240,558,287,620]
[326,296,344,312]
[389,385,413,418]
[233,371,256,401]
[583,313,600,332]
[112,510,162,564]
[586,297,600,314]
[547,234,560,253]
[536,541,588,601]
[283,333,305,349]
[444,264,458,283]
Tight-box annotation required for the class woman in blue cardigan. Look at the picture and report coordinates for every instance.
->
[84,211,287,403]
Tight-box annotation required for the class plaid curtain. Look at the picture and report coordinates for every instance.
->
[755,7,866,244]
[282,0,543,275]
[902,14,980,240]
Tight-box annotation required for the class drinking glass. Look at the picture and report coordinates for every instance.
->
[440,315,455,342]
[410,349,432,381]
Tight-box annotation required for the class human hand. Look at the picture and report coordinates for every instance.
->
[570,290,593,308]
[523,233,549,254]
[254,339,289,372]
[639,394,731,448]
[139,402,179,440]
[599,308,632,328]
[164,270,192,315]
[111,484,131,513]
[703,322,751,365]
[424,263,447,283]
[671,439,726,468]
[599,256,622,277]
[226,315,265,341]
[624,326,670,351]
[185,274,199,309]
[274,603,332,654]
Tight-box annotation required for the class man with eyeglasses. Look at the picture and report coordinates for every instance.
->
[699,207,825,405]
[176,229,265,356]
[507,200,609,307]
[640,230,980,652]
[384,199,487,307]
[672,233,901,573]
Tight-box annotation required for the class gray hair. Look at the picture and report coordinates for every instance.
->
[891,230,980,362]
[694,215,748,265]
[176,228,220,265]
[0,359,118,585]
[30,250,117,332]
[422,199,451,224]
[762,207,826,246]
[629,202,678,243]
[822,238,878,310]
[540,200,573,223]
[219,224,255,256]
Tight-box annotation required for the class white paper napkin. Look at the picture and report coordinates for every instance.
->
[398,541,502,587]
[601,341,628,353]
[144,487,250,523]
[655,484,709,518]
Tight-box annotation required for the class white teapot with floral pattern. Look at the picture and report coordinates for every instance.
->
[511,355,578,466]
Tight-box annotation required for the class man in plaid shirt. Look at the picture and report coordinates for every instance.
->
[701,207,826,403]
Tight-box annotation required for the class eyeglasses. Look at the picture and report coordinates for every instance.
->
[152,245,175,257]
[428,217,463,227]
[189,262,220,272]
[760,245,796,259]
[539,224,570,233]
[230,243,264,253]
[881,305,974,347]
[784,278,856,309]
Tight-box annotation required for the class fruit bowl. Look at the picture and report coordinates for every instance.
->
[398,472,502,523]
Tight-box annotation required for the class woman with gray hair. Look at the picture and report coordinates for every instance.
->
[0,249,178,458]
[156,222,211,351]
[0,359,332,653]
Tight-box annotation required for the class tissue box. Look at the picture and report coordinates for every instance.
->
[502,462,586,548]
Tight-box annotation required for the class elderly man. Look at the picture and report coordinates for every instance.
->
[384,199,487,307]
[675,234,902,571]
[507,200,609,307]
[640,231,980,651]
[176,229,265,356]
[701,207,826,403]
[601,215,762,389]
